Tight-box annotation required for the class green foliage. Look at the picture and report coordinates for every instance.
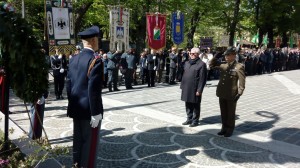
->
[0,1,48,103]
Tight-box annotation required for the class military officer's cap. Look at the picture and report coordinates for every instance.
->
[224,46,237,55]
[78,26,99,39]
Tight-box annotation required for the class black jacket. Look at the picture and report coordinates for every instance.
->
[180,59,207,103]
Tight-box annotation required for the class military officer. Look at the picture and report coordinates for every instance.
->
[66,26,103,168]
[210,47,246,137]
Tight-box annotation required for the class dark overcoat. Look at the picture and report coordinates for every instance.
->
[66,48,104,120]
[180,59,207,103]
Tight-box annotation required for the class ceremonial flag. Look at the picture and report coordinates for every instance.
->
[251,32,259,45]
[171,12,184,45]
[109,6,130,51]
[262,33,268,46]
[289,34,294,48]
[146,13,166,50]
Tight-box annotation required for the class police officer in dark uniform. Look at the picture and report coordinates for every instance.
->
[107,50,121,92]
[210,47,246,137]
[66,26,103,168]
[50,49,67,100]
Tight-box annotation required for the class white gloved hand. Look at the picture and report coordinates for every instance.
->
[90,114,102,128]
[154,66,157,70]
[58,54,62,59]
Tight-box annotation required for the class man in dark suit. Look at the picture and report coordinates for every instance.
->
[169,47,178,84]
[66,26,103,168]
[181,47,207,127]
[210,47,246,137]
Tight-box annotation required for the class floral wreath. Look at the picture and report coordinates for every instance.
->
[0,1,48,103]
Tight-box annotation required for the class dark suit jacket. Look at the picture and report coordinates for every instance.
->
[180,59,207,103]
[66,48,103,120]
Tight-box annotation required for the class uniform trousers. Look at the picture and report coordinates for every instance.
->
[125,69,134,89]
[185,102,200,124]
[219,98,237,134]
[107,69,119,89]
[73,119,101,168]
[54,74,65,97]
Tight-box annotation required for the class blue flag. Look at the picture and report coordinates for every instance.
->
[172,12,184,45]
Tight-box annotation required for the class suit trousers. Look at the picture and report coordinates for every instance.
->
[185,102,200,124]
[147,70,156,87]
[73,119,101,168]
[169,67,176,83]
[219,98,237,134]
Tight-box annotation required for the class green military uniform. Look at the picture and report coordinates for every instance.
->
[211,52,246,137]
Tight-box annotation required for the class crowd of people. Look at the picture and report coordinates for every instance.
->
[50,45,300,95]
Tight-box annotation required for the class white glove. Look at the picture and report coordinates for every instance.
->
[90,114,102,128]
[154,66,157,70]
[60,68,64,73]
[58,54,62,59]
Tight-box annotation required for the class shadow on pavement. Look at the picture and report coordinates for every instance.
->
[55,126,300,167]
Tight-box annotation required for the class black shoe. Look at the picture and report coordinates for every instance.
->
[182,120,192,125]
[217,131,226,136]
[56,96,60,100]
[60,95,64,99]
[114,88,120,91]
[224,133,232,137]
[189,123,199,127]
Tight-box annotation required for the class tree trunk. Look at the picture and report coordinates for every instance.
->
[229,0,241,46]
[267,26,274,48]
[186,10,201,49]
[282,32,288,47]
[74,2,94,36]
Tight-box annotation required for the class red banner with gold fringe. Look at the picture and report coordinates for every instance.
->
[146,13,166,50]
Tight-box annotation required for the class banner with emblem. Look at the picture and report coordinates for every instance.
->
[171,11,184,45]
[109,6,130,51]
[46,0,75,46]
[146,13,166,50]
[219,35,230,47]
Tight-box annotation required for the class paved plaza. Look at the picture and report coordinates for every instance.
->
[1,69,300,167]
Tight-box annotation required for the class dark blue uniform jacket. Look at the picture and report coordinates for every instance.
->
[66,48,103,120]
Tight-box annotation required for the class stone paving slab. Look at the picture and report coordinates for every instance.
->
[1,69,300,167]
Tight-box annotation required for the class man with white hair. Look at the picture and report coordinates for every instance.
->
[181,47,207,127]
